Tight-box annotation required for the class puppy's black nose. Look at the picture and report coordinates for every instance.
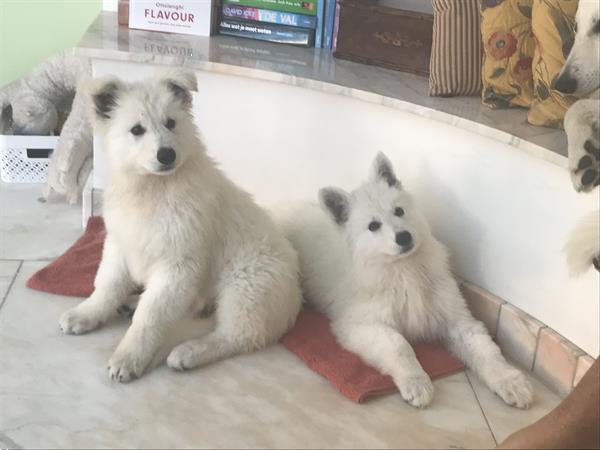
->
[553,71,577,93]
[157,147,176,165]
[396,231,413,247]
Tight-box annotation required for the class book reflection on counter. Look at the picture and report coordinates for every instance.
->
[116,26,208,60]
[211,40,335,78]
[212,41,309,68]
[144,42,195,57]
[113,25,335,77]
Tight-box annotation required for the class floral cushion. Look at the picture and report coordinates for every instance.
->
[480,0,536,108]
[527,0,579,128]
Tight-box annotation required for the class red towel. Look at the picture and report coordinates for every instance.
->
[27,216,105,297]
[282,309,464,402]
[28,217,464,403]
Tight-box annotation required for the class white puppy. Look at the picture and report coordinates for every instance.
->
[554,0,600,273]
[554,0,599,97]
[281,153,532,408]
[59,69,302,382]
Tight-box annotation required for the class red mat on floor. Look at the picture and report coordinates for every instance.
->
[27,217,464,403]
[27,216,105,297]
[281,310,464,402]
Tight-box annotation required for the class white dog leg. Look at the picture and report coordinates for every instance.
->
[107,270,199,382]
[564,99,600,192]
[445,318,533,409]
[59,237,134,335]
[166,330,249,371]
[167,276,286,371]
[333,320,434,408]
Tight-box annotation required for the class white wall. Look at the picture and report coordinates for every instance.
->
[92,60,600,356]
[102,0,118,11]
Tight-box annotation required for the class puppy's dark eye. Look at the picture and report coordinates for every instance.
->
[165,118,176,130]
[394,207,405,217]
[368,221,381,232]
[130,124,145,136]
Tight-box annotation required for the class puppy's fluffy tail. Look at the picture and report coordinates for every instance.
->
[565,210,600,275]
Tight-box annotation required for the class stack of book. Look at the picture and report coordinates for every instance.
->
[218,0,339,48]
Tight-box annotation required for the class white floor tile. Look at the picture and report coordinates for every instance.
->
[0,262,496,449]
[0,182,81,260]
[466,369,561,444]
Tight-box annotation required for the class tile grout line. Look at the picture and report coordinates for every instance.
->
[0,261,23,313]
[465,370,498,447]
[494,303,505,343]
[567,349,585,391]
[0,431,22,450]
[530,325,547,372]
[0,258,54,262]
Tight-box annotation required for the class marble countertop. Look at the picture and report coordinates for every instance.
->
[75,12,569,167]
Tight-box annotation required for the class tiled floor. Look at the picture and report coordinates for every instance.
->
[0,182,562,449]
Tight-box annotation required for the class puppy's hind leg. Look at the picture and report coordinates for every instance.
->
[166,330,250,371]
[167,264,294,371]
[166,294,273,371]
[60,236,135,335]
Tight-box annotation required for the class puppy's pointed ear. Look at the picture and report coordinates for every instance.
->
[161,69,197,107]
[85,77,123,123]
[319,187,351,225]
[370,152,401,188]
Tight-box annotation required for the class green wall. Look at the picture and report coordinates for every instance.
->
[0,0,102,88]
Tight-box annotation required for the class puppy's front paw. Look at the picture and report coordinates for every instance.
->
[493,371,533,409]
[167,342,197,371]
[570,138,600,192]
[59,306,101,335]
[397,374,434,408]
[107,349,145,383]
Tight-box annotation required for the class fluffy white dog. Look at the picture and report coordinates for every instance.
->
[281,153,532,408]
[59,69,302,382]
[554,0,599,98]
[554,0,600,273]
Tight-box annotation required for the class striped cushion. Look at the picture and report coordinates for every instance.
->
[429,0,482,97]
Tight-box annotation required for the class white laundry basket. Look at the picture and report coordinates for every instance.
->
[0,135,57,183]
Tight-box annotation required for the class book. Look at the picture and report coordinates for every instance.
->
[219,18,315,46]
[332,0,340,50]
[323,0,336,48]
[223,0,317,16]
[128,0,213,36]
[314,0,325,48]
[222,3,317,28]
